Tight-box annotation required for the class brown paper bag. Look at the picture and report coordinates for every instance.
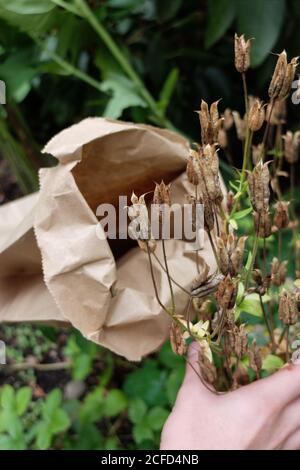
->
[0,117,217,360]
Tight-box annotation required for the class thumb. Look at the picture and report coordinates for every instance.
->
[182,342,215,397]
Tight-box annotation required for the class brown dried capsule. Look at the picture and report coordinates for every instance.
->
[271,257,287,287]
[265,99,286,125]
[247,161,270,213]
[170,322,187,356]
[153,181,171,205]
[279,290,299,325]
[269,51,298,100]
[283,131,300,164]
[215,275,238,310]
[234,34,252,73]
[252,143,264,165]
[217,234,247,277]
[228,324,248,358]
[196,100,223,145]
[193,144,223,205]
[186,150,199,186]
[273,201,290,229]
[248,340,262,376]
[218,128,227,149]
[248,98,265,132]
[254,210,272,238]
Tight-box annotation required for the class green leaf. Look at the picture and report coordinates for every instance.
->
[50,408,70,434]
[123,361,168,407]
[72,354,93,381]
[1,385,15,410]
[158,68,179,114]
[236,0,286,67]
[0,50,37,102]
[236,293,262,318]
[35,422,52,450]
[0,2,56,33]
[79,388,104,424]
[16,387,32,416]
[128,398,147,424]
[100,73,147,119]
[1,0,55,15]
[147,406,169,431]
[262,354,284,371]
[166,365,185,405]
[158,342,184,369]
[132,420,154,444]
[43,389,62,418]
[205,0,236,49]
[104,389,128,417]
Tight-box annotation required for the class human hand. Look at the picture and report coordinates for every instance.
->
[160,343,300,450]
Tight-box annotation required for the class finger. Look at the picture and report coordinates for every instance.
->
[242,360,300,409]
[277,396,300,439]
[282,427,300,450]
[180,342,216,398]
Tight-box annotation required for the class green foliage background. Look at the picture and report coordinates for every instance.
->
[1,0,300,450]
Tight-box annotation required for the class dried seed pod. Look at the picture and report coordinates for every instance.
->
[234,34,252,73]
[217,234,247,276]
[186,150,199,186]
[196,99,223,145]
[279,290,299,325]
[252,143,264,165]
[228,324,248,358]
[170,322,187,356]
[198,348,217,384]
[265,99,286,125]
[269,51,298,100]
[215,275,238,310]
[247,161,270,213]
[248,340,262,376]
[271,257,287,287]
[283,131,300,164]
[248,98,265,132]
[128,191,152,241]
[223,108,234,130]
[273,201,290,229]
[193,298,212,321]
[138,239,157,253]
[254,210,272,238]
[233,111,247,140]
[153,181,171,205]
[193,144,223,205]
[191,259,210,291]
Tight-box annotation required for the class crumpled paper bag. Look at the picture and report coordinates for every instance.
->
[0,117,217,360]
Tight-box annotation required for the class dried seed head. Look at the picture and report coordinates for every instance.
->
[283,131,300,164]
[186,150,199,186]
[273,201,290,229]
[193,144,223,205]
[271,257,287,287]
[248,98,265,131]
[128,191,152,241]
[252,269,264,286]
[228,324,248,358]
[193,298,212,321]
[234,33,252,73]
[137,239,157,253]
[269,51,298,100]
[217,234,247,276]
[252,143,264,165]
[248,340,262,375]
[170,322,187,356]
[247,161,270,213]
[279,290,299,325]
[233,111,247,140]
[215,275,238,310]
[223,108,234,130]
[198,347,217,384]
[266,99,286,125]
[254,210,272,238]
[196,99,223,145]
[191,258,210,291]
[153,181,171,205]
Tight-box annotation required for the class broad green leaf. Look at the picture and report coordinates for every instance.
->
[0,4,57,34]
[104,389,128,417]
[132,420,154,444]
[262,354,284,371]
[1,385,15,410]
[16,387,32,416]
[147,406,169,431]
[205,0,236,49]
[35,422,52,450]
[50,408,70,434]
[128,398,147,424]
[72,354,93,381]
[43,389,62,417]
[158,68,179,114]
[232,207,253,220]
[0,0,55,15]
[158,342,184,369]
[79,388,104,424]
[166,365,185,406]
[236,293,262,318]
[236,0,285,67]
[100,73,147,119]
